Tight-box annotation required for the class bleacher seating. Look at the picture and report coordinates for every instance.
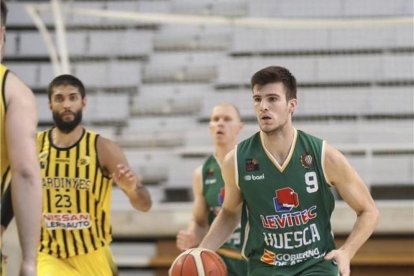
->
[142,52,223,84]
[198,89,253,118]
[296,86,414,116]
[154,30,231,52]
[247,0,413,17]
[117,116,197,148]
[131,96,202,116]
[199,86,414,119]
[3,0,413,275]
[131,84,210,116]
[124,149,173,185]
[6,62,41,87]
[17,31,49,57]
[73,61,142,88]
[7,2,52,26]
[85,30,154,58]
[60,1,164,28]
[216,53,414,87]
[36,92,129,125]
[170,0,248,17]
[229,25,414,54]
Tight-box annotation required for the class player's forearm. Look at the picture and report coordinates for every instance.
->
[189,221,209,245]
[199,209,239,251]
[126,184,152,212]
[339,208,380,259]
[11,170,42,263]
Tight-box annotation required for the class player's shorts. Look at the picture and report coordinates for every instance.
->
[218,247,248,276]
[37,245,118,276]
[248,258,339,276]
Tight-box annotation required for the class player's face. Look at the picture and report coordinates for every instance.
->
[252,82,296,135]
[49,85,85,133]
[209,105,242,146]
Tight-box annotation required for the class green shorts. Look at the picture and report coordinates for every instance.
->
[220,254,248,276]
[249,258,338,276]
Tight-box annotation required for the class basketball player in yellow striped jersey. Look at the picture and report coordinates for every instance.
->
[36,74,152,276]
[1,0,43,275]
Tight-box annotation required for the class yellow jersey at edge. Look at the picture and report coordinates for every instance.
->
[37,128,113,258]
[0,64,11,196]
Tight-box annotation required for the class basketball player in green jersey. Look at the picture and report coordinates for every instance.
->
[176,104,247,275]
[0,0,42,275]
[36,74,152,276]
[199,66,380,276]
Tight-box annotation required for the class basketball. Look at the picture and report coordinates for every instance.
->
[169,248,228,276]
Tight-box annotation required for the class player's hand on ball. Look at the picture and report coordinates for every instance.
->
[169,248,227,276]
[176,230,197,251]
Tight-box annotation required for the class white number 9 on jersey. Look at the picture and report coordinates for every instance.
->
[305,171,319,193]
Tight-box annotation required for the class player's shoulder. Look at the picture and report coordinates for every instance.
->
[94,131,122,155]
[85,129,112,144]
[222,148,237,168]
[236,131,260,152]
[4,71,34,98]
[193,165,203,178]
[36,128,50,141]
[202,154,216,167]
[296,128,324,143]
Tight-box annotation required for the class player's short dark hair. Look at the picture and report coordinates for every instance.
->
[1,0,8,26]
[251,66,297,100]
[48,74,86,101]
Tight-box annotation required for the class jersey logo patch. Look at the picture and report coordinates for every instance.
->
[260,249,276,265]
[39,152,48,160]
[39,151,48,169]
[245,158,259,171]
[300,152,314,169]
[273,187,299,212]
[77,156,90,167]
[207,168,214,176]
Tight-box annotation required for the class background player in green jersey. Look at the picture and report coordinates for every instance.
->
[1,1,42,275]
[176,103,247,275]
[199,66,380,276]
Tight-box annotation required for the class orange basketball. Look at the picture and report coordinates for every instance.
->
[169,248,228,276]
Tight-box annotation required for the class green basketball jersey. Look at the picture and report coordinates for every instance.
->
[236,129,336,268]
[202,155,241,251]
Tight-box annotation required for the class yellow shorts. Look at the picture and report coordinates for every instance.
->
[37,246,117,276]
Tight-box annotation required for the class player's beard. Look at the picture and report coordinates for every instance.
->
[53,109,82,134]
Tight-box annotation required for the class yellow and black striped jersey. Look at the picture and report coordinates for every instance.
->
[0,64,11,196]
[37,128,113,258]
